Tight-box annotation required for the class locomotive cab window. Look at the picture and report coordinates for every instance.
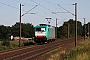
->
[36,28,46,32]
[36,28,41,31]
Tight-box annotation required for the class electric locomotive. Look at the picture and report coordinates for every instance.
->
[34,24,56,44]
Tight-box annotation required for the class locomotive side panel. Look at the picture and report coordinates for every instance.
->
[49,27,55,39]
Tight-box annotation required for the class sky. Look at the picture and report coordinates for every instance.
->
[0,0,90,27]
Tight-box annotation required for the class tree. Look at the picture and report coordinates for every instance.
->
[22,23,34,38]
[77,21,83,36]
[11,22,20,37]
[0,25,11,39]
[57,19,83,38]
[11,22,34,38]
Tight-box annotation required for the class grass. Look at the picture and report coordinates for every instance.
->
[48,38,90,60]
[0,40,35,51]
[61,39,90,60]
[43,47,62,56]
[47,49,65,60]
[39,47,63,60]
[0,40,18,51]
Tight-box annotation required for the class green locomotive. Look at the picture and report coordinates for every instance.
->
[34,24,56,44]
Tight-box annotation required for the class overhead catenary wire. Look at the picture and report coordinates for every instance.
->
[5,0,67,21]
[30,0,60,23]
[0,1,40,17]
[11,0,56,23]
[44,0,72,5]
[44,0,82,24]
[55,4,70,17]
[2,0,56,23]
[0,0,75,26]
[43,0,72,26]
[0,1,19,10]
[43,0,70,20]
[58,4,75,16]
[0,1,38,13]
[30,0,52,12]
[44,0,56,5]
[21,5,38,17]
[43,0,71,26]
[35,7,52,18]
[10,0,57,21]
[30,0,66,19]
[0,1,28,12]
[12,0,36,7]
[11,0,55,19]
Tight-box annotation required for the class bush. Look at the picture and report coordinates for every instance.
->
[2,39,10,46]
[23,40,35,46]
[0,40,19,51]
[60,39,90,60]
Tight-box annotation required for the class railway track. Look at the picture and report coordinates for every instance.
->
[0,37,83,60]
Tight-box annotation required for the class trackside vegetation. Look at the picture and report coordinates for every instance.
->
[0,40,19,51]
[0,19,90,40]
[0,19,90,51]
[62,38,90,60]
[48,38,90,60]
[0,40,35,51]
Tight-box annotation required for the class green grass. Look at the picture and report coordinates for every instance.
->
[47,48,65,60]
[47,38,90,60]
[0,40,19,51]
[60,38,90,60]
[39,47,63,60]
[0,40,35,51]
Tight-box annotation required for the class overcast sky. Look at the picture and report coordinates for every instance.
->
[0,0,89,26]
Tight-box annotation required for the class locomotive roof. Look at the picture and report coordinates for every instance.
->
[35,24,55,28]
[39,24,51,27]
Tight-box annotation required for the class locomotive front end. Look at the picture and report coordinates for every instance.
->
[34,26,47,43]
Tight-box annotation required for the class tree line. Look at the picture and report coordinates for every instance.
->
[0,22,34,40]
[57,19,90,38]
[0,19,90,40]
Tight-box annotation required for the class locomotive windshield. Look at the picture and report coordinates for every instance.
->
[36,28,46,32]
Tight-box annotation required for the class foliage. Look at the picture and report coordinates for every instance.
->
[0,19,88,40]
[60,39,90,60]
[21,23,34,38]
[47,39,90,60]
[57,19,83,38]
[11,22,20,37]
[0,22,35,50]
[0,25,11,39]
[0,22,34,40]
[23,40,36,46]
[0,40,19,51]
[2,39,10,46]
[11,22,34,38]
[0,40,36,51]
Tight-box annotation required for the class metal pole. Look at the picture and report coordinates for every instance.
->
[88,23,89,38]
[75,3,77,47]
[68,23,69,38]
[89,23,90,38]
[56,18,57,39]
[84,18,86,40]
[19,3,21,47]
